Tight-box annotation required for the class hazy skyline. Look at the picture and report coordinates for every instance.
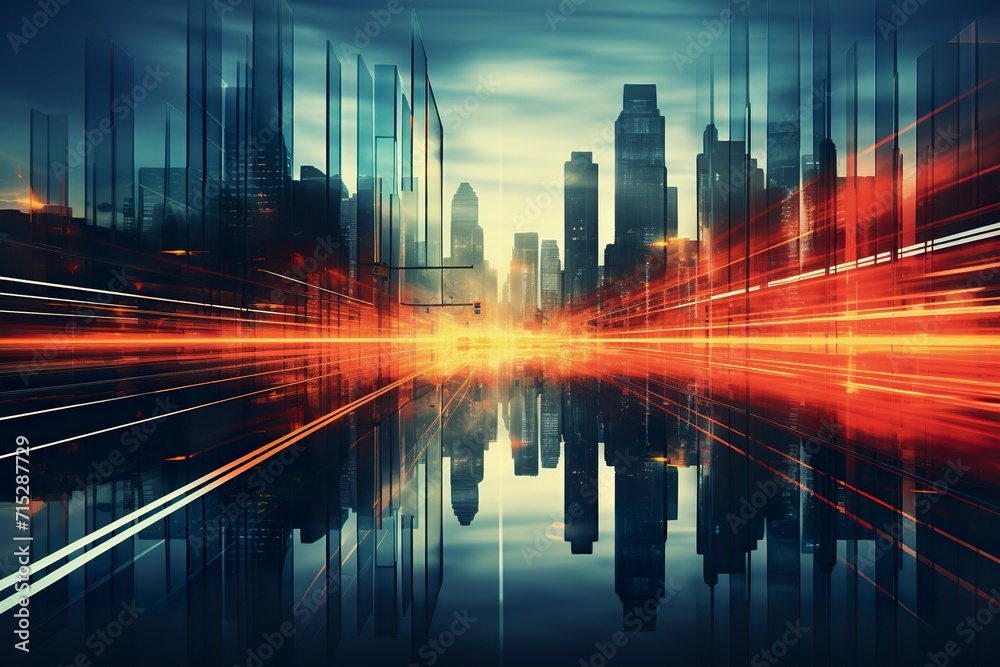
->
[0,0,981,280]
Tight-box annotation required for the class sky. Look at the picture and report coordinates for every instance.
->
[0,0,992,282]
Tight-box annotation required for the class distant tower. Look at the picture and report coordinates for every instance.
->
[564,152,599,311]
[450,182,479,265]
[85,39,135,244]
[612,84,665,279]
[510,232,539,327]
[540,239,562,319]
[250,0,294,250]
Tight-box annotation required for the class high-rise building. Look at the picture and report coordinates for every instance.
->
[540,239,561,320]
[564,151,599,312]
[450,182,479,265]
[29,109,70,243]
[85,39,135,244]
[511,374,539,477]
[250,0,294,251]
[138,167,187,253]
[187,0,223,259]
[29,109,68,211]
[697,124,764,290]
[510,232,538,327]
[611,84,665,280]
[665,185,678,240]
[293,166,327,243]
[915,28,1000,244]
[540,380,561,469]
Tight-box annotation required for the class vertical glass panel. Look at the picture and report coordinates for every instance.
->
[411,14,428,271]
[766,0,800,280]
[29,109,48,213]
[85,39,112,232]
[375,65,400,273]
[113,42,135,244]
[357,55,375,287]
[326,42,343,277]
[427,83,443,303]
[48,114,68,209]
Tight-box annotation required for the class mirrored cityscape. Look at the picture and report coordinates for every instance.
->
[1,0,999,665]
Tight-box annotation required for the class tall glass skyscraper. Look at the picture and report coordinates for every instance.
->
[510,231,539,327]
[450,182,479,265]
[540,239,561,319]
[564,152,599,311]
[612,84,665,275]
[250,0,293,251]
[29,110,68,211]
[187,0,224,260]
[85,39,135,244]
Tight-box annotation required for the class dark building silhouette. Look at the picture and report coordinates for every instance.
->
[450,182,479,265]
[250,0,294,252]
[29,109,70,245]
[564,151,599,312]
[539,239,561,321]
[186,0,224,260]
[915,25,1000,243]
[609,84,665,282]
[511,373,539,477]
[563,380,599,555]
[85,38,135,245]
[665,184,678,241]
[539,379,561,468]
[696,124,764,291]
[510,232,539,328]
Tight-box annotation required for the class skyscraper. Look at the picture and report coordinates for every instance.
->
[85,39,135,244]
[250,0,294,251]
[29,109,68,211]
[611,84,665,279]
[29,109,70,243]
[564,151,599,312]
[665,185,678,240]
[187,0,223,260]
[540,239,561,320]
[450,182,479,265]
[510,232,539,328]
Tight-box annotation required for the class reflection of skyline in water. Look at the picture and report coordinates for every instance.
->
[2,349,999,666]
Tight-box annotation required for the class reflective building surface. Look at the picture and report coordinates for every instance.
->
[2,0,1000,665]
[2,348,999,666]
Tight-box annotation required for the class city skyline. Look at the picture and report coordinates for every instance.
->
[5,0,977,283]
[2,1,1000,666]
